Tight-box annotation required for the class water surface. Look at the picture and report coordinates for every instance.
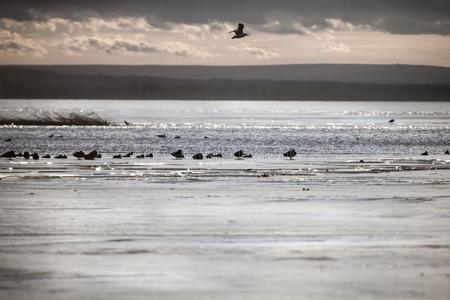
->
[0,100,449,300]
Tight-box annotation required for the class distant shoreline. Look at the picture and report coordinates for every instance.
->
[1,64,449,101]
[2,99,449,102]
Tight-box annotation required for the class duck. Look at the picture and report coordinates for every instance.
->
[84,151,98,160]
[192,153,203,160]
[171,149,184,159]
[283,149,296,159]
[0,150,16,158]
[73,151,85,159]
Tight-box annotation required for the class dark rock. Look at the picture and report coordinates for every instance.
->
[23,151,30,159]
[84,151,98,160]
[42,154,51,158]
[243,154,253,158]
[192,153,203,160]
[171,149,184,159]
[48,134,54,138]
[4,138,11,142]
[96,153,102,158]
[174,135,181,139]
[136,154,145,159]
[54,154,67,159]
[388,119,395,123]
[124,120,131,125]
[156,133,166,138]
[113,154,122,159]
[145,153,153,158]
[32,153,39,160]
[360,159,364,163]
[1,150,16,158]
[73,151,85,159]
[283,149,297,159]
[204,136,209,139]
[445,150,449,155]
[16,152,23,157]
[421,151,429,156]
[124,151,133,158]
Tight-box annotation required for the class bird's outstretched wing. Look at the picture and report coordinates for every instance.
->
[237,23,244,34]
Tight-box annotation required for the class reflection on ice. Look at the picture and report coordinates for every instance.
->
[1,157,449,185]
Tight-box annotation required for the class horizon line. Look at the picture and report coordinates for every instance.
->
[1,63,450,68]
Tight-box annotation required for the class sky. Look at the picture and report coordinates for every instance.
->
[0,0,449,66]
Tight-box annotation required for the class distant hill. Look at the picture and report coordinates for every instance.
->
[2,64,450,85]
[0,64,449,100]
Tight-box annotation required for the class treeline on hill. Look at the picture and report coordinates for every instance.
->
[0,69,449,100]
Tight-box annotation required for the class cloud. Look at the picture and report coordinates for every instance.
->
[0,29,47,56]
[258,19,311,35]
[56,35,218,58]
[159,41,219,58]
[56,36,157,55]
[0,18,25,31]
[322,40,351,53]
[30,18,76,32]
[311,30,351,53]
[0,17,157,34]
[1,1,449,35]
[258,19,352,53]
[83,17,157,32]
[0,16,229,40]
[259,17,373,36]
[325,18,369,31]
[230,44,279,60]
[0,1,448,66]
[0,16,222,59]
[166,21,229,40]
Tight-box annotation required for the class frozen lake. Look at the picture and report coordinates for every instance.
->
[0,100,449,299]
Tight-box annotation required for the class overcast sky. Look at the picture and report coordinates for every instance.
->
[0,0,449,66]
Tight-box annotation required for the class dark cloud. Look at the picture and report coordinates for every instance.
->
[1,0,449,35]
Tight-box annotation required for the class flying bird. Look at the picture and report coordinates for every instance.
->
[230,23,249,39]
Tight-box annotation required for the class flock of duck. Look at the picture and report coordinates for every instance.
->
[1,126,449,160]
[0,148,298,160]
[1,147,448,161]
[0,132,301,160]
